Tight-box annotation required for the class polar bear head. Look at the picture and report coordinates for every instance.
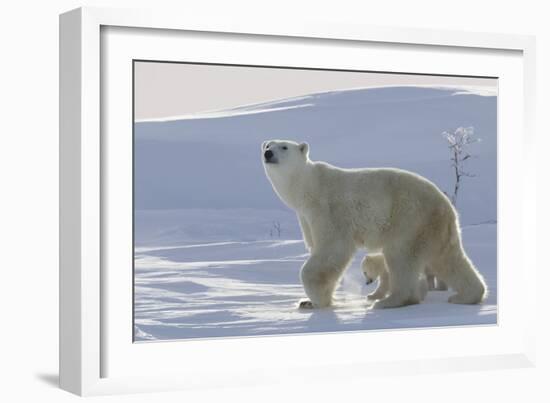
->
[361,255,386,285]
[261,139,309,173]
[262,140,310,208]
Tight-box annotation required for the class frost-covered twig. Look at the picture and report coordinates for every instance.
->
[441,126,481,206]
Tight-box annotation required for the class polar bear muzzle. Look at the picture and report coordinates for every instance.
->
[264,149,277,164]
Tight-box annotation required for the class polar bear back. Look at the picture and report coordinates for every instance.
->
[298,163,457,252]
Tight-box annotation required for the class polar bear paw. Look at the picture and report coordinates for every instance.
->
[371,293,420,309]
[298,299,315,309]
[367,290,387,301]
[448,293,481,304]
[371,296,403,309]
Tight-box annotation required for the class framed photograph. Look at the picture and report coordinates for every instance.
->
[60,7,537,396]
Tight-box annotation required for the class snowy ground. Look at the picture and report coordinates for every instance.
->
[134,221,497,341]
[133,85,497,341]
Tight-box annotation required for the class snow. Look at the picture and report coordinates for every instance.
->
[134,86,496,225]
[134,218,497,341]
[133,85,497,341]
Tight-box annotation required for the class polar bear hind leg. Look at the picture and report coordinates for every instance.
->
[435,247,487,304]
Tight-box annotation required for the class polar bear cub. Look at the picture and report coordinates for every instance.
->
[261,139,487,309]
[361,254,391,301]
[361,254,428,302]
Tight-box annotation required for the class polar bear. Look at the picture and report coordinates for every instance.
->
[361,254,446,299]
[361,254,428,302]
[262,139,487,309]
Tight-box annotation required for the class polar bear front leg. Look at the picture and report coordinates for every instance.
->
[372,248,425,309]
[298,242,354,309]
[298,214,314,252]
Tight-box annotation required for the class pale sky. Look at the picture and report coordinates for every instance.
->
[134,61,497,122]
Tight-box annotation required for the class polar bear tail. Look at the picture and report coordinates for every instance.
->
[438,225,488,304]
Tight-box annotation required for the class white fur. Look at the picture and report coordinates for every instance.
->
[262,140,487,309]
[361,254,428,303]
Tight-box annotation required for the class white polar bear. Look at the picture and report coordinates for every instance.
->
[361,254,428,302]
[361,254,446,300]
[262,139,487,309]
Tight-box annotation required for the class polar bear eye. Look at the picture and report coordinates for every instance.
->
[282,146,288,150]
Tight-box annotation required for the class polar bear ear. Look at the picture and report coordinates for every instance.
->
[299,142,309,156]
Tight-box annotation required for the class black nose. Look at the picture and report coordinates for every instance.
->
[264,150,273,160]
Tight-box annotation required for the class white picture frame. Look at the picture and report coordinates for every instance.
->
[59,6,537,396]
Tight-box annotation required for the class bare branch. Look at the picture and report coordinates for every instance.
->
[459,171,476,178]
[440,126,481,206]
